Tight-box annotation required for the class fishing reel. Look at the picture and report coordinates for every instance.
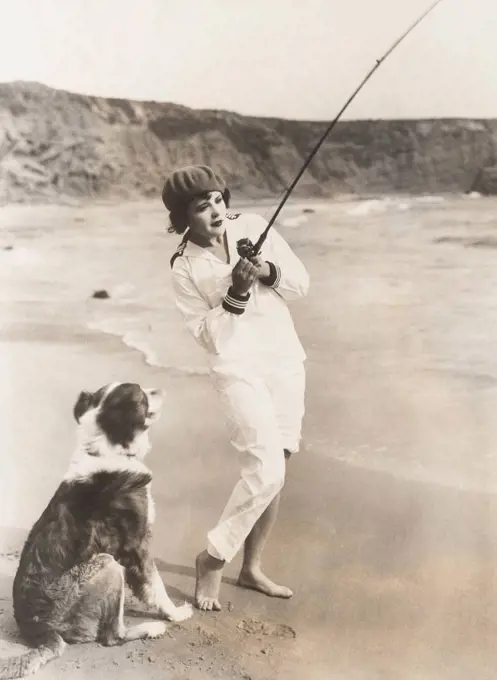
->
[236,237,258,260]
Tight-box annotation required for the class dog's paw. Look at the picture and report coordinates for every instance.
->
[168,602,194,622]
[143,621,167,638]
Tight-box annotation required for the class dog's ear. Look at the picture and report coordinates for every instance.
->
[73,391,93,423]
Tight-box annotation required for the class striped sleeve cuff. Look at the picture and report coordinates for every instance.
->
[222,286,251,315]
[259,261,281,288]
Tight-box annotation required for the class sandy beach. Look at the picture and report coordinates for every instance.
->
[3,194,497,678]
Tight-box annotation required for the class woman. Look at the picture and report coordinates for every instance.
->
[164,165,309,611]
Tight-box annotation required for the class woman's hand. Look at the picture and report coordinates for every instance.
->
[231,258,260,296]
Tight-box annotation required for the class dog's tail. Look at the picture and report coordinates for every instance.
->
[0,633,65,679]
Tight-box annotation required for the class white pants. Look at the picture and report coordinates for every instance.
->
[207,361,306,563]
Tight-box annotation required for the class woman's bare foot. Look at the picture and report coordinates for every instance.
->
[237,566,293,598]
[195,550,224,611]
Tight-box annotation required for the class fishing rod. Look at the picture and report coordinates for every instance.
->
[237,0,446,259]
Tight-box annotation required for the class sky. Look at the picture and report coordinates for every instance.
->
[0,0,496,121]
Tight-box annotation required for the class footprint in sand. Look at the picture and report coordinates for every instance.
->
[236,618,297,639]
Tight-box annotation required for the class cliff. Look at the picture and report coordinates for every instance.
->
[1,81,496,203]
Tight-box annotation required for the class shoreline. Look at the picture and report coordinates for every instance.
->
[0,189,482,214]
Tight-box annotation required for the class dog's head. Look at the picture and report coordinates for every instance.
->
[73,382,164,459]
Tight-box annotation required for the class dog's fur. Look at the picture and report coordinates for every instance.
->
[0,382,192,679]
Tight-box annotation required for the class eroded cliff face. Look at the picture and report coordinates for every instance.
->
[1,81,496,203]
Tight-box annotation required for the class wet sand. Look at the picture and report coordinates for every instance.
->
[2,196,497,678]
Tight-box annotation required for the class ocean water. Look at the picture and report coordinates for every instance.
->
[4,193,497,492]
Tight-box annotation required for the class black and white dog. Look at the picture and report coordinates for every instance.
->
[0,382,192,679]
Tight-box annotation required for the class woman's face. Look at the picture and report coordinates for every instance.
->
[186,191,227,242]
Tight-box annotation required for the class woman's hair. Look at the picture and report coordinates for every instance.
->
[167,189,231,234]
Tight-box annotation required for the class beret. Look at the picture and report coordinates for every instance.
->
[162,165,226,212]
